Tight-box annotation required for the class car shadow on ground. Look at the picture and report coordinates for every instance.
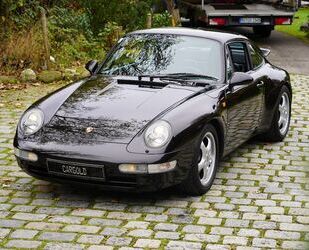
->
[20,137,271,205]
[47,181,188,202]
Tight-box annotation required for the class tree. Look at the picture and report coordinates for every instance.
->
[165,0,180,26]
[78,0,154,33]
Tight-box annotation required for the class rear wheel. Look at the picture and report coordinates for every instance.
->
[253,26,273,38]
[261,86,291,142]
[181,124,219,196]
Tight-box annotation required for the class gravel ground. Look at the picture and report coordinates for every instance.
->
[0,75,308,249]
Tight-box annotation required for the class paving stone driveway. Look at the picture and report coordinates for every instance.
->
[0,75,308,250]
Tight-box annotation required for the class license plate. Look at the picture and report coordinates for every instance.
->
[47,159,105,181]
[239,17,261,24]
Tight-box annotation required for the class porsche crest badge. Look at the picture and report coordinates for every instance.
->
[85,127,94,133]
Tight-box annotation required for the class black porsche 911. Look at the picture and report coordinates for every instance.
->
[14,28,292,195]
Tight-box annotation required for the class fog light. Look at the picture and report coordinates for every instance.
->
[148,161,177,174]
[14,148,38,162]
[119,161,177,174]
[119,164,148,174]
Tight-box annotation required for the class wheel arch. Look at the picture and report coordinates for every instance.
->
[208,118,225,159]
[283,81,292,98]
[281,70,292,97]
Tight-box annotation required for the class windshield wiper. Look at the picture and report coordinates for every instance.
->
[138,73,218,82]
[166,73,218,81]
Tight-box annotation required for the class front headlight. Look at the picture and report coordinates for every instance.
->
[144,120,172,148]
[20,108,44,135]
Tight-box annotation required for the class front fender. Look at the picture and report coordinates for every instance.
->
[15,78,89,140]
[127,92,225,155]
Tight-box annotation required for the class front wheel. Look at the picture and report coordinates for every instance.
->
[261,86,291,142]
[181,124,219,196]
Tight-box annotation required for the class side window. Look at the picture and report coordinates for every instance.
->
[228,42,249,73]
[248,43,264,70]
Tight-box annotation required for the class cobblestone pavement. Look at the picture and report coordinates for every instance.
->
[0,75,308,250]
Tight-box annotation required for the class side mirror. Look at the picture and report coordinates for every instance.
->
[260,48,271,57]
[85,60,99,75]
[229,72,253,88]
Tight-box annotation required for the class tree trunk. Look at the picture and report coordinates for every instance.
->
[0,1,9,39]
[146,13,152,28]
[40,7,50,70]
[165,0,181,27]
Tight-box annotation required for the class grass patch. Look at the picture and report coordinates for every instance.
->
[276,7,309,43]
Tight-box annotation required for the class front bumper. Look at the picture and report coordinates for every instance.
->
[14,140,194,192]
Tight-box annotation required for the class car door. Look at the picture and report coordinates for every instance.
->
[246,41,268,130]
[224,40,265,154]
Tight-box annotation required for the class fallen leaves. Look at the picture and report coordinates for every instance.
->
[1,178,13,188]
[32,83,41,87]
[0,82,42,91]
[0,83,27,91]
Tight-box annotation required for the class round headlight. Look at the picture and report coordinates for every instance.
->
[144,120,172,148]
[20,109,44,135]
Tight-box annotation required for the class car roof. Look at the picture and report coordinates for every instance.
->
[129,27,247,43]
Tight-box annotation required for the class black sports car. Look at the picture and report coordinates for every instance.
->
[14,28,292,195]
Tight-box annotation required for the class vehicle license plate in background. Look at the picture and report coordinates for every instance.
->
[239,17,262,24]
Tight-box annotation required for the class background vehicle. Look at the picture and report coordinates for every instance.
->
[178,0,299,37]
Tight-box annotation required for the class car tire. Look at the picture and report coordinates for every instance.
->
[253,26,273,38]
[261,85,292,142]
[181,124,219,196]
[188,9,198,27]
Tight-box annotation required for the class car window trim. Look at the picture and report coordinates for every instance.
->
[225,39,251,74]
[246,41,265,71]
[97,33,226,83]
[225,46,234,81]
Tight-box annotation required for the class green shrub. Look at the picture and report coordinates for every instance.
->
[78,0,154,33]
[49,6,93,41]
[0,0,172,72]
[153,11,172,28]
[97,22,125,49]
[52,35,106,68]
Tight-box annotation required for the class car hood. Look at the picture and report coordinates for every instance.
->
[43,76,204,144]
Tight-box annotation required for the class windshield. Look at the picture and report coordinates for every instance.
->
[99,34,223,81]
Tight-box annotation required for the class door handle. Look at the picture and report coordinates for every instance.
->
[257,81,264,88]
